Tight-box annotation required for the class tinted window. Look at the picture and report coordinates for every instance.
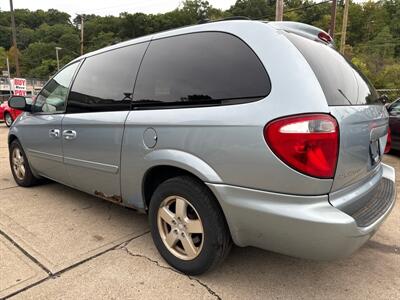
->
[133,32,270,107]
[286,33,380,106]
[389,100,400,115]
[67,42,148,113]
[33,62,79,113]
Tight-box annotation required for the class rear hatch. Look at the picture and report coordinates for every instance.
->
[286,33,389,192]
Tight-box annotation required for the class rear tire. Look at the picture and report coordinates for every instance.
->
[149,176,232,275]
[4,112,13,127]
[9,140,40,187]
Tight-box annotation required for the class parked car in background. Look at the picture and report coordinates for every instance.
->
[6,20,396,275]
[387,98,400,151]
[0,97,33,127]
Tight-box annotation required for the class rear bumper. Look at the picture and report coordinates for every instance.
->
[206,163,396,260]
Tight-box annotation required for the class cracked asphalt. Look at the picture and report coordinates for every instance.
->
[0,124,399,299]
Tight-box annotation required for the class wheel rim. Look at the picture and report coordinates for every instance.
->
[157,196,204,261]
[12,147,25,180]
[5,114,12,126]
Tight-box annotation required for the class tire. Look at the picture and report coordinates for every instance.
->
[9,139,40,187]
[149,175,232,275]
[4,112,13,127]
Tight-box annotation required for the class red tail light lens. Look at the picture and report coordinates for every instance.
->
[318,32,332,43]
[384,127,391,154]
[264,114,339,179]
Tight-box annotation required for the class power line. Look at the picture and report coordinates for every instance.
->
[284,0,332,14]
[255,0,332,20]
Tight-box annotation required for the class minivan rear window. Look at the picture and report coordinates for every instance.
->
[286,33,380,106]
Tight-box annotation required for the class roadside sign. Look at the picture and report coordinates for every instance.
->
[12,78,27,96]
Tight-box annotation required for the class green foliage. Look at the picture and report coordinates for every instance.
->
[0,46,7,69]
[21,42,57,76]
[227,0,275,19]
[0,0,398,95]
[377,64,400,89]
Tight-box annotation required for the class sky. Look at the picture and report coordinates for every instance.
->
[0,0,236,17]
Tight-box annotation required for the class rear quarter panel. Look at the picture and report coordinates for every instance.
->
[120,21,334,209]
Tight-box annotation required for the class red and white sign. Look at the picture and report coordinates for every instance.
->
[12,78,27,96]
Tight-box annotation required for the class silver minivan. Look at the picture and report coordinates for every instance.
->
[8,20,396,275]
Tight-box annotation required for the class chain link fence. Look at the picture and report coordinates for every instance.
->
[376,89,400,103]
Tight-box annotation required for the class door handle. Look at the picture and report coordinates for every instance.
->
[62,130,77,140]
[49,129,60,138]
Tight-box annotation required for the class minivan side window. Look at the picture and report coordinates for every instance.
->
[66,42,148,113]
[33,62,79,113]
[133,32,270,108]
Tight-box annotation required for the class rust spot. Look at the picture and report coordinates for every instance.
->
[94,190,122,203]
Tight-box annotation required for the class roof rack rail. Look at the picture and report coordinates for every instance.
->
[220,16,251,21]
[198,16,251,24]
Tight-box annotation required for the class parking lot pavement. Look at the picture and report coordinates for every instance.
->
[0,123,399,299]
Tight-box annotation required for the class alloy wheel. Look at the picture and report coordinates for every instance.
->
[5,113,13,127]
[12,147,25,181]
[157,195,204,260]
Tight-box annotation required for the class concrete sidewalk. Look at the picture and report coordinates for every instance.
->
[0,125,399,299]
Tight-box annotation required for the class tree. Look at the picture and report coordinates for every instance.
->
[87,32,117,52]
[377,63,400,89]
[21,42,56,76]
[0,1,398,87]
[0,46,7,70]
[228,0,275,19]
[7,46,21,76]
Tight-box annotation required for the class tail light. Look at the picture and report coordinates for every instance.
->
[264,114,339,179]
[385,127,391,154]
[318,32,332,44]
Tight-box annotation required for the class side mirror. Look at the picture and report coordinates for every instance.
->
[8,96,31,112]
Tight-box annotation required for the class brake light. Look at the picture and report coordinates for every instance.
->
[318,32,332,43]
[385,127,391,154]
[264,114,339,179]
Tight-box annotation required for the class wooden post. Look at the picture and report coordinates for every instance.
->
[80,15,84,55]
[340,0,349,54]
[275,0,284,21]
[9,0,20,77]
[329,0,337,38]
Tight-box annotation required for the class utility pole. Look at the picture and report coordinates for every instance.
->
[329,0,337,39]
[340,0,350,54]
[6,57,12,95]
[275,0,284,21]
[9,0,20,77]
[55,47,62,71]
[80,15,84,55]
